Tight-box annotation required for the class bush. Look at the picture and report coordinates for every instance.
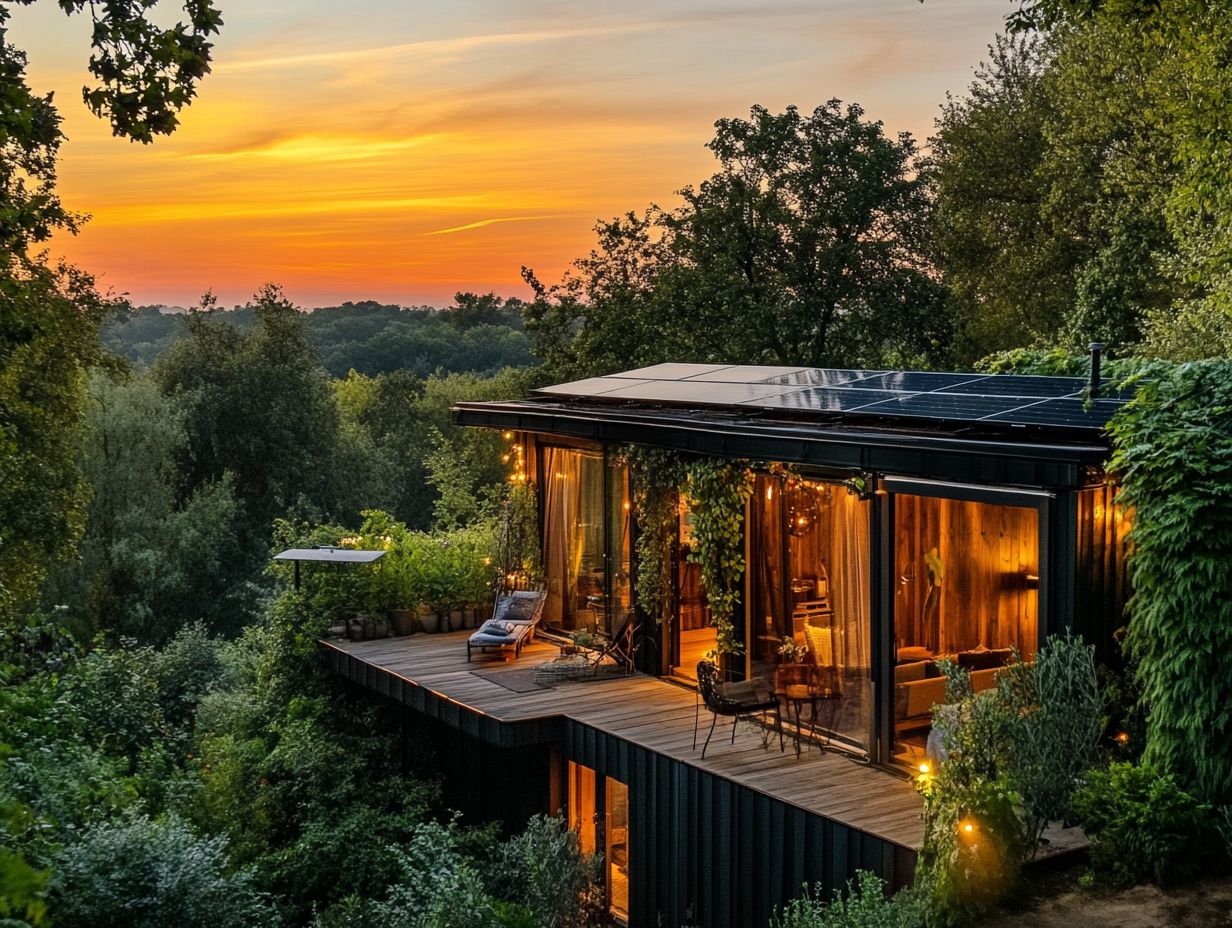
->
[1072,761,1220,886]
[772,870,924,928]
[50,815,277,928]
[490,815,602,928]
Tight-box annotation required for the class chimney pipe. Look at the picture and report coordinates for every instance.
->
[1089,343,1105,398]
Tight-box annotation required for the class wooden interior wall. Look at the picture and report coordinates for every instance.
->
[893,495,1039,656]
[1074,484,1132,665]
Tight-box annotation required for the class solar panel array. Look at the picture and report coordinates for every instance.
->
[533,363,1127,432]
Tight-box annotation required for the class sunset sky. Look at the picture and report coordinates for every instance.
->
[10,1,1009,308]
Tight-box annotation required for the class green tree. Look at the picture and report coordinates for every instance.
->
[1,0,221,615]
[42,373,241,641]
[524,102,950,378]
[155,287,345,562]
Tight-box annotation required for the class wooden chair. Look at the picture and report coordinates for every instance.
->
[693,660,783,759]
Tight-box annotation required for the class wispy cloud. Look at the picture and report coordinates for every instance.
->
[226,24,654,72]
[423,216,558,236]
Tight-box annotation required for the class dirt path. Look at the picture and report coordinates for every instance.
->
[986,873,1232,927]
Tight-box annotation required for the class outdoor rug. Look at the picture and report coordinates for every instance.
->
[470,663,638,694]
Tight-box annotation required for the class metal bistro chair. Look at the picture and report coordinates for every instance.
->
[693,660,783,759]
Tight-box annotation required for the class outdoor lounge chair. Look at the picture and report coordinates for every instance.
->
[694,660,783,759]
[466,589,546,662]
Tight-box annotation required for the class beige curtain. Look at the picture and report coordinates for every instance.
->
[542,447,584,628]
[833,492,871,670]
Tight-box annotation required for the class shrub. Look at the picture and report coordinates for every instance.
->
[997,633,1103,841]
[490,815,602,928]
[1072,761,1219,886]
[772,870,924,928]
[50,815,277,928]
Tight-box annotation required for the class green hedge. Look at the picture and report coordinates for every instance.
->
[1109,360,1232,803]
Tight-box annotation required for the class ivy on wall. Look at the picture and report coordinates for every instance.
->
[622,447,686,634]
[683,458,755,655]
[1108,360,1232,803]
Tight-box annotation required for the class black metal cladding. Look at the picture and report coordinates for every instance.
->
[453,401,1109,490]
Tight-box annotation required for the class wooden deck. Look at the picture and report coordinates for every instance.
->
[323,631,925,852]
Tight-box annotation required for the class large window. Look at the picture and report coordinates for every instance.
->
[540,445,630,637]
[892,494,1040,763]
[606,777,630,923]
[749,475,873,751]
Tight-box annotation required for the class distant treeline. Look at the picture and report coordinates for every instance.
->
[103,292,534,377]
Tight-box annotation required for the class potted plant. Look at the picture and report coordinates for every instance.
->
[384,546,419,636]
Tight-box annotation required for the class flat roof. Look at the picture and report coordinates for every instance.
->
[453,364,1125,489]
[532,363,1128,433]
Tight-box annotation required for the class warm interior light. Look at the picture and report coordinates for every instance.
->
[765,485,774,501]
[502,431,514,440]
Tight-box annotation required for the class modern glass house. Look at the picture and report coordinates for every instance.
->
[455,363,1131,766]
[326,362,1131,927]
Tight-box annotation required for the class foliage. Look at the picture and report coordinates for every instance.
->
[915,637,1102,924]
[1108,360,1232,802]
[41,372,242,641]
[490,815,603,928]
[50,814,276,928]
[682,459,754,655]
[622,446,686,639]
[997,634,1103,842]
[772,870,925,928]
[1072,762,1220,886]
[0,261,114,615]
[103,296,533,376]
[523,102,951,380]
[155,286,348,558]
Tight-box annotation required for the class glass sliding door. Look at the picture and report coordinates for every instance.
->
[540,445,632,638]
[750,475,874,752]
[892,494,1040,763]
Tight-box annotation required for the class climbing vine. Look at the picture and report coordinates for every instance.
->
[622,446,685,634]
[1108,359,1232,803]
[683,458,755,655]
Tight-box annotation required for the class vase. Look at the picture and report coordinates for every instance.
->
[389,609,417,636]
[448,608,464,632]
[417,606,440,634]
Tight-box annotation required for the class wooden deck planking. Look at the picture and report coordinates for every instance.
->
[324,631,925,850]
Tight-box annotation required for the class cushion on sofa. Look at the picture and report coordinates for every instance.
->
[957,647,1014,671]
[894,661,928,684]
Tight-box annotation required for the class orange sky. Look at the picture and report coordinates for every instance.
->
[9,1,1009,308]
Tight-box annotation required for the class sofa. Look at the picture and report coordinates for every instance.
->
[893,649,1013,731]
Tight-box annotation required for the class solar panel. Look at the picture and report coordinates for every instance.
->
[536,377,656,397]
[855,371,989,393]
[683,365,811,383]
[747,387,913,412]
[762,369,884,387]
[985,398,1124,429]
[855,393,1041,421]
[609,363,732,380]
[599,379,803,405]
[933,375,1083,398]
[530,364,1129,434]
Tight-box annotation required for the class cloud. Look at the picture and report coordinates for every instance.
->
[423,215,559,236]
[225,23,655,73]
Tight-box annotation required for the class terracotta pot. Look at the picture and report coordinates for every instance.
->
[389,609,417,636]
[368,613,390,639]
[448,608,464,632]
[417,608,440,634]
[462,605,477,629]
